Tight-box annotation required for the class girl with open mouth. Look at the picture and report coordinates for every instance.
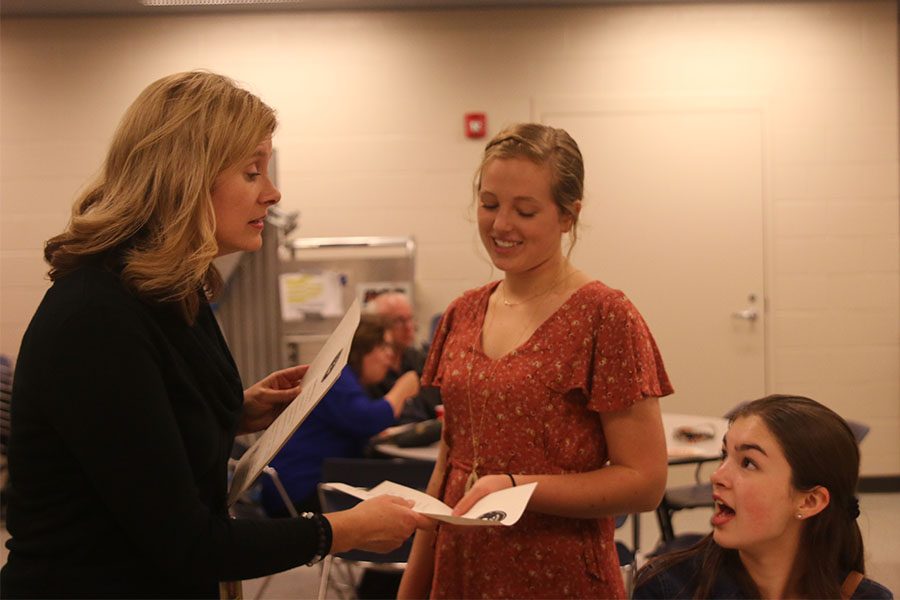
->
[633,395,893,599]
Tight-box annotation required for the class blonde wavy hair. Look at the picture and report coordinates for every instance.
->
[45,71,277,322]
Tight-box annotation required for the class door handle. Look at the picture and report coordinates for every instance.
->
[731,308,759,322]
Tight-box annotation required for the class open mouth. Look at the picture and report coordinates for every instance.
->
[711,497,736,526]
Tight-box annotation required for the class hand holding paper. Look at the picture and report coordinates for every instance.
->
[238,364,309,434]
[326,480,537,527]
[452,473,522,517]
[227,299,361,507]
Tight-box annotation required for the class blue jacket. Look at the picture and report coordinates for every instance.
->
[260,365,395,515]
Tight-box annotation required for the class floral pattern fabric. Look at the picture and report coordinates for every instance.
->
[423,280,674,599]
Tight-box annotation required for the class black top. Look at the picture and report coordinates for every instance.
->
[634,552,894,599]
[368,346,442,424]
[1,264,327,599]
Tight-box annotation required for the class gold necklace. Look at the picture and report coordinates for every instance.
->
[464,296,502,493]
[464,358,494,493]
[499,265,574,307]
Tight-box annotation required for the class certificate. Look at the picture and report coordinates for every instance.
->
[325,480,537,527]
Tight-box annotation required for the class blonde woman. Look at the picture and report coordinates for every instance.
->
[399,123,672,599]
[1,71,428,598]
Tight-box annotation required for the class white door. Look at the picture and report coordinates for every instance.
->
[540,102,766,416]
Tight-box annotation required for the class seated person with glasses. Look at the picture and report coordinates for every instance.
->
[261,315,419,517]
[366,292,443,424]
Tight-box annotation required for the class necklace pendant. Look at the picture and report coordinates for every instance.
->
[465,468,479,492]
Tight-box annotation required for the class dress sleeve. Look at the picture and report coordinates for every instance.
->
[587,292,673,413]
[421,295,462,388]
[312,366,395,438]
[39,303,325,581]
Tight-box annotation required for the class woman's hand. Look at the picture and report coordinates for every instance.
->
[384,371,421,417]
[451,474,514,516]
[326,495,434,554]
[238,364,309,434]
[393,371,421,399]
[488,398,667,519]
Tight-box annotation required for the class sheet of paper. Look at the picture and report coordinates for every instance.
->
[227,299,361,506]
[325,480,537,527]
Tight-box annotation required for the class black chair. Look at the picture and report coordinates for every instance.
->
[225,462,299,598]
[655,404,870,546]
[317,457,434,600]
[655,478,717,543]
[846,420,871,446]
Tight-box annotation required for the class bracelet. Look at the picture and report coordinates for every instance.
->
[301,512,332,566]
[506,473,517,488]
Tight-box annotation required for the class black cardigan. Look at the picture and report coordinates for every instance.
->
[1,264,324,598]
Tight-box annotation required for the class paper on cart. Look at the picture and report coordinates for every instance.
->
[227,299,361,506]
[325,481,537,527]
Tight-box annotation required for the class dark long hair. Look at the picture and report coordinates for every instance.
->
[636,395,864,598]
[347,315,388,377]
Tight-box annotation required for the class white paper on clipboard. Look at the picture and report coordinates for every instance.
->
[227,299,361,506]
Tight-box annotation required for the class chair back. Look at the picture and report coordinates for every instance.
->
[321,456,433,492]
[316,457,434,599]
[614,513,639,597]
[846,420,870,444]
[318,457,434,564]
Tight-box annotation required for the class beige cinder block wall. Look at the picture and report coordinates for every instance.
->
[1,1,897,476]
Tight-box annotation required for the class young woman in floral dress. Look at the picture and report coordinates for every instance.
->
[398,123,673,599]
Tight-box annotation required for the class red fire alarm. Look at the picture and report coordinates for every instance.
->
[464,112,487,139]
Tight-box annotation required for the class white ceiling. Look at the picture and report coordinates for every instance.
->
[0,0,692,18]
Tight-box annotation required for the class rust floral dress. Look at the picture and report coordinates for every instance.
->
[423,280,673,599]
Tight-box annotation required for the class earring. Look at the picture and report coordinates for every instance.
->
[796,513,803,519]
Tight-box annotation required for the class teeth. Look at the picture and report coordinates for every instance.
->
[715,500,734,514]
[495,239,519,248]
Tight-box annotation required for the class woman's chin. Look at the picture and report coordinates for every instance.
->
[712,529,738,550]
